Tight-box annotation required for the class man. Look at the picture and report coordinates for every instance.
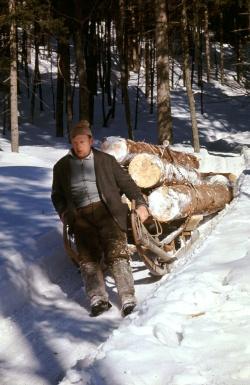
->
[51,120,149,317]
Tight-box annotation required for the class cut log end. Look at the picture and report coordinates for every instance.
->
[128,153,163,188]
[100,136,128,163]
[148,186,191,222]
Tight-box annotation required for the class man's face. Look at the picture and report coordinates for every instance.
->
[71,134,93,159]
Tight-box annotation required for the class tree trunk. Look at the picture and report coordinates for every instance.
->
[22,30,30,97]
[148,183,233,222]
[117,0,133,139]
[234,3,244,84]
[86,20,97,125]
[181,0,200,153]
[56,41,65,137]
[219,10,225,85]
[30,36,41,122]
[37,54,43,112]
[105,18,112,106]
[64,42,73,135]
[204,5,211,82]
[50,48,56,119]
[155,0,172,144]
[73,26,89,120]
[2,95,9,135]
[193,5,203,89]
[145,40,150,98]
[134,45,142,131]
[98,23,107,126]
[149,39,155,114]
[9,0,19,152]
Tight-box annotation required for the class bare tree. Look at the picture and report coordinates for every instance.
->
[204,5,211,82]
[155,0,172,144]
[181,0,200,152]
[116,0,133,139]
[9,0,19,152]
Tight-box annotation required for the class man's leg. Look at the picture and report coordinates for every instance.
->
[73,209,110,315]
[110,257,137,316]
[94,203,136,316]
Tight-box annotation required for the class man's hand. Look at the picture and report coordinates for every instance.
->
[60,211,67,224]
[136,205,149,223]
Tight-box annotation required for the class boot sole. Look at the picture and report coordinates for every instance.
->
[122,303,136,317]
[91,301,112,317]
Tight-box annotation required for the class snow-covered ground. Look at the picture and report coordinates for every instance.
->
[1,59,250,385]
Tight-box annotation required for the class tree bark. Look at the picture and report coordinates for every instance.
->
[64,42,73,135]
[30,34,42,122]
[105,18,112,106]
[219,10,225,85]
[21,30,30,97]
[181,0,200,153]
[204,5,211,82]
[145,40,150,99]
[155,0,172,144]
[117,0,133,139]
[73,23,89,120]
[56,41,65,137]
[149,39,155,114]
[9,0,19,152]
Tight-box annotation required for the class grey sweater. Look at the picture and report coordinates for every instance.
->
[69,150,100,208]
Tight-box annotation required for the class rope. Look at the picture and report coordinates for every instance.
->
[134,210,164,248]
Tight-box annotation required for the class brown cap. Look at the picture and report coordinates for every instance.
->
[70,120,92,140]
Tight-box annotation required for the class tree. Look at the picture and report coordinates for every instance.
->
[181,0,200,152]
[9,0,19,152]
[155,0,173,144]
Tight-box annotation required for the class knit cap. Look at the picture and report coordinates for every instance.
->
[70,120,92,139]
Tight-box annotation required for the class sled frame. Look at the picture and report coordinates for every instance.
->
[130,201,203,276]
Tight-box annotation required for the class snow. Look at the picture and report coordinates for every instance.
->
[1,58,250,385]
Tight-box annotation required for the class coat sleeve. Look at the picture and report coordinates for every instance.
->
[111,156,148,208]
[51,164,67,217]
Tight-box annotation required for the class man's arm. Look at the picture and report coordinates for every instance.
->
[111,157,150,222]
[51,165,67,218]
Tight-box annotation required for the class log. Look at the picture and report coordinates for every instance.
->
[128,152,202,188]
[100,136,199,168]
[148,183,233,222]
[202,172,237,186]
[100,136,133,164]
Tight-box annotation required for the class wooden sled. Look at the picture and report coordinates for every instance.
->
[130,200,203,276]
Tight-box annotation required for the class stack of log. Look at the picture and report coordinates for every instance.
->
[101,137,235,223]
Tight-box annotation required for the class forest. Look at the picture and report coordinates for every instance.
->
[0,0,249,152]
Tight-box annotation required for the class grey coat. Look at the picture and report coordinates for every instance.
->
[51,148,147,231]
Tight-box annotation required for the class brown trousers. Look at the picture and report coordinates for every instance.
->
[73,201,129,265]
[72,201,135,307]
